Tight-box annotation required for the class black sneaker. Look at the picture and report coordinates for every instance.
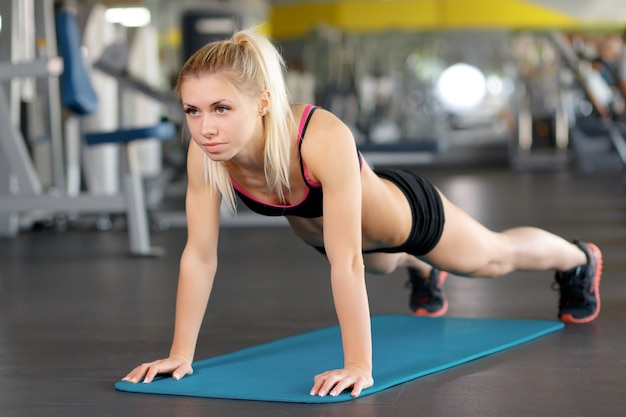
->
[407,267,448,317]
[554,240,603,324]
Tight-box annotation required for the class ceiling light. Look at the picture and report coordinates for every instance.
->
[105,7,151,28]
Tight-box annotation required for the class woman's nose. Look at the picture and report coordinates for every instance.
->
[200,117,216,136]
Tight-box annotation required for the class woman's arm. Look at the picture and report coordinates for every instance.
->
[303,110,374,398]
[122,141,221,383]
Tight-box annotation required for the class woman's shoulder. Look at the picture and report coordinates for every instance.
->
[290,102,316,121]
[291,104,355,157]
[290,103,345,131]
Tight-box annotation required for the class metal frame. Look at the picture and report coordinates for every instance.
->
[0,0,163,256]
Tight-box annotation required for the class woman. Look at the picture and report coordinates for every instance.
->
[122,29,602,399]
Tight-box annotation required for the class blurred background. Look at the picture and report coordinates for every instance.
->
[2,0,626,239]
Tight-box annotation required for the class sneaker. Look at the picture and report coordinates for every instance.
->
[407,267,449,317]
[554,240,603,324]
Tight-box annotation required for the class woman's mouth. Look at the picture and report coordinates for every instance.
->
[203,142,224,153]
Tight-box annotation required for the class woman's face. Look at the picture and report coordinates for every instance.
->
[180,74,263,161]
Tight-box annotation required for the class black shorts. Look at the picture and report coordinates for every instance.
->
[313,169,445,257]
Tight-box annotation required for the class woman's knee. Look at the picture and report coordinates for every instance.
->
[427,233,516,278]
[363,253,403,275]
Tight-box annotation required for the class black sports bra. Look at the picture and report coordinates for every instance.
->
[231,105,362,218]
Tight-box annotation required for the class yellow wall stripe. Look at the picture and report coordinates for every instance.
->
[442,0,577,29]
[269,0,581,39]
[335,1,441,32]
[269,2,337,40]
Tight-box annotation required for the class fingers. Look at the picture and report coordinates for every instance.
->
[122,362,153,384]
[310,368,373,398]
[172,362,193,381]
[143,361,170,384]
[121,357,193,384]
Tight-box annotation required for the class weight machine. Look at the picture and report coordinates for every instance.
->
[0,0,176,256]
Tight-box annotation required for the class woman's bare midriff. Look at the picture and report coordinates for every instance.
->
[287,165,413,251]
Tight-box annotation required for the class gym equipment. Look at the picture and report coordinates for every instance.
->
[549,31,626,173]
[302,27,445,168]
[115,315,564,403]
[509,32,572,171]
[0,2,175,256]
[181,8,241,63]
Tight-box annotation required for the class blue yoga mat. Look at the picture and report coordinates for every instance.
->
[115,315,564,403]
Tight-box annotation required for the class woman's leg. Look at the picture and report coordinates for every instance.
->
[363,252,431,276]
[364,253,449,317]
[426,190,602,323]
[426,191,587,277]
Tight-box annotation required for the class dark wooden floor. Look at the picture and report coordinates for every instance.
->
[1,166,625,417]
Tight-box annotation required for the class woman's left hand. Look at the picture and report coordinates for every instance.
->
[310,365,374,398]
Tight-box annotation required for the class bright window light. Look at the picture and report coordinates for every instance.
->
[436,63,486,112]
[105,7,151,27]
[486,75,504,96]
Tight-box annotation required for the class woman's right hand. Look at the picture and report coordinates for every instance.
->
[121,354,193,384]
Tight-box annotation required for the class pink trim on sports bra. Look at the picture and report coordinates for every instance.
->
[298,105,321,188]
[230,178,311,209]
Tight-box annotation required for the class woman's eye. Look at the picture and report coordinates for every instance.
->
[184,108,199,116]
[216,106,228,114]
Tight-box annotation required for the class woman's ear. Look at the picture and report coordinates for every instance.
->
[259,90,271,115]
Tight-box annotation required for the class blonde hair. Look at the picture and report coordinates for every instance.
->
[176,28,294,213]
